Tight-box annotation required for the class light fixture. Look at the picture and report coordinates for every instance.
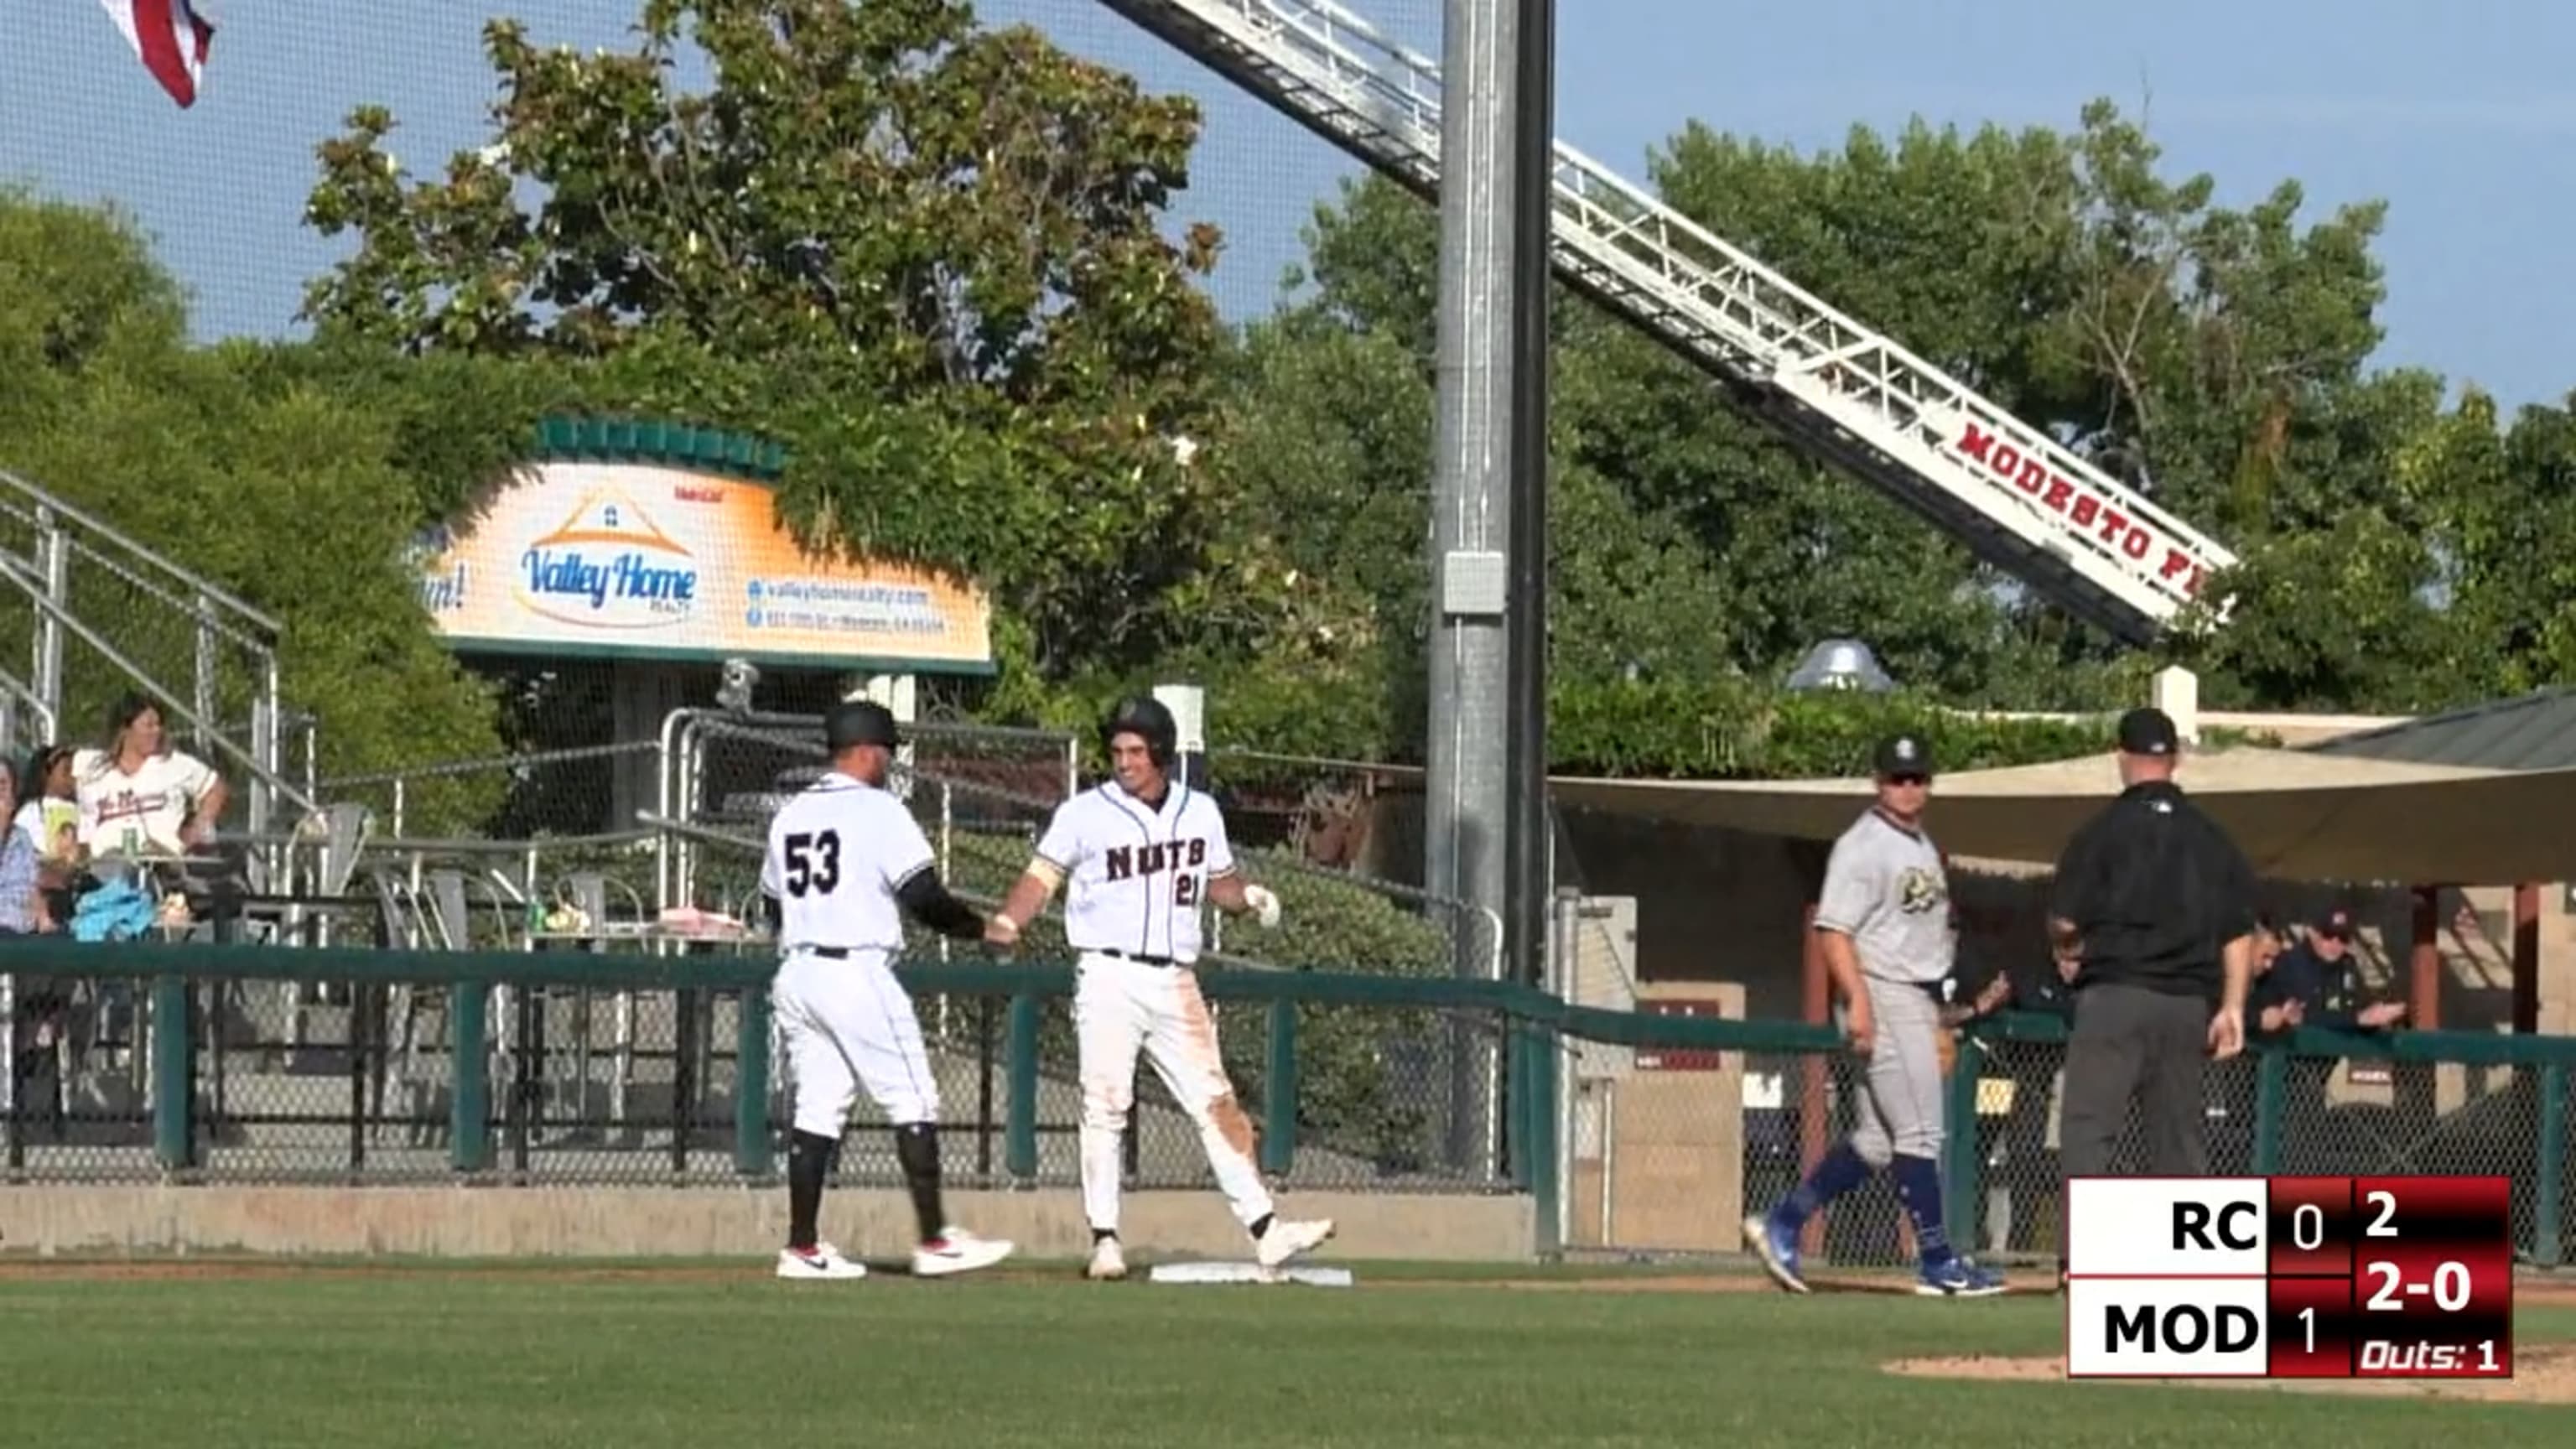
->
[1784,637,1895,693]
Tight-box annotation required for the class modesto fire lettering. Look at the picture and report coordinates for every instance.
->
[1949,420,2210,600]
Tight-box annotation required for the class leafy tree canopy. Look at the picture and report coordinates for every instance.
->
[0,189,503,828]
[296,0,1282,688]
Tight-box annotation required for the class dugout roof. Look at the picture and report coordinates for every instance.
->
[2302,686,2576,772]
[1547,746,2576,885]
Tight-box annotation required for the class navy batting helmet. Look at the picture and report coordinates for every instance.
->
[1101,695,1177,768]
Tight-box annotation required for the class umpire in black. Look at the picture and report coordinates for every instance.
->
[2047,706,2259,1197]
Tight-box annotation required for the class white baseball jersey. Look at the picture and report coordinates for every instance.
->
[1033,779,1237,963]
[75,746,217,856]
[761,772,935,952]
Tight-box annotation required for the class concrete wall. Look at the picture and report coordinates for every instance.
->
[1563,981,1747,1254]
[0,1185,1535,1263]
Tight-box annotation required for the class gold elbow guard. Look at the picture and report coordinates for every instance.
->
[1025,857,1065,891]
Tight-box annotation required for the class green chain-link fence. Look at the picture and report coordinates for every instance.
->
[1562,1009,2576,1272]
[0,943,1535,1198]
[13,936,2573,1277]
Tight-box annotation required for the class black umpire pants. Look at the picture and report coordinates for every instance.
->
[2059,981,2212,1181]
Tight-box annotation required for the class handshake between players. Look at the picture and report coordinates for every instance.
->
[763,695,1325,1285]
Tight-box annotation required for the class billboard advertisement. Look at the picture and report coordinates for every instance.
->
[413,460,993,672]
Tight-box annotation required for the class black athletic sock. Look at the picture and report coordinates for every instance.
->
[787,1130,839,1250]
[1248,1212,1275,1243]
[1092,1228,1119,1245]
[895,1122,946,1244]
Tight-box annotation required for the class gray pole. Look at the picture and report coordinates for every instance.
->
[1428,0,1518,1180]
[1426,0,1516,984]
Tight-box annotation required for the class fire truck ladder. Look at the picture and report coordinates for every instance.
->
[1094,0,2237,642]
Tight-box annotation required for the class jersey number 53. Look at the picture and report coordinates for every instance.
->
[782,829,842,896]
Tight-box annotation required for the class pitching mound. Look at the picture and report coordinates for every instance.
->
[1884,1344,2576,1404]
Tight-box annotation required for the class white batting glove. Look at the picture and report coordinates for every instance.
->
[1243,884,1282,930]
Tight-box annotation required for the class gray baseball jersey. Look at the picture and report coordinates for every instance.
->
[1817,807,1957,1163]
[1815,808,1955,986]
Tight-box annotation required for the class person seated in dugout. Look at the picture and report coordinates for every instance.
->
[2247,908,2407,1165]
[1940,949,2071,1257]
[2254,907,2407,1036]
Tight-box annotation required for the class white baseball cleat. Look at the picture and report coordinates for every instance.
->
[912,1226,1015,1278]
[1086,1237,1130,1281]
[776,1243,867,1280]
[1254,1217,1336,1270]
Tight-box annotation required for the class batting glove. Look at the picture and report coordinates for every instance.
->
[1243,884,1283,929]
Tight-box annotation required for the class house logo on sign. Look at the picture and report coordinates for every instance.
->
[516,489,701,631]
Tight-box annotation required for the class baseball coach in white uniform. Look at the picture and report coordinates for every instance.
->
[984,696,1336,1281]
[761,699,1014,1281]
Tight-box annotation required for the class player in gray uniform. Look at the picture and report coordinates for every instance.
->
[1744,734,2006,1296]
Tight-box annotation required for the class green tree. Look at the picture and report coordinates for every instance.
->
[1233,167,2130,720]
[0,190,504,827]
[298,0,1266,686]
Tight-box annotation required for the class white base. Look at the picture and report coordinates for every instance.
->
[1146,1260,1355,1287]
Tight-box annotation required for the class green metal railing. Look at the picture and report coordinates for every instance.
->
[0,941,1573,1228]
[8,938,2574,1266]
[1940,1012,2576,1269]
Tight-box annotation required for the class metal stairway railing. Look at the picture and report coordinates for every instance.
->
[0,466,314,847]
[1095,0,2239,642]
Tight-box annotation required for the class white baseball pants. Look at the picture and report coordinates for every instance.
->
[1074,952,1273,1234]
[772,947,939,1136]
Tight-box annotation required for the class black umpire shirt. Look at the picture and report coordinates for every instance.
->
[2049,780,2258,1000]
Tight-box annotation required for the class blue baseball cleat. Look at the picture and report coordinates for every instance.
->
[1915,1256,2007,1298]
[1742,1213,1810,1294]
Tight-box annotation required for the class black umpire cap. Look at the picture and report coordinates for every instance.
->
[1872,734,1932,778]
[824,699,901,752]
[2116,706,2179,757]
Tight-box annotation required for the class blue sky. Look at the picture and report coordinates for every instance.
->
[3,0,2569,412]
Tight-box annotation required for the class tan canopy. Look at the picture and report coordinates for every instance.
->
[1547,746,2576,885]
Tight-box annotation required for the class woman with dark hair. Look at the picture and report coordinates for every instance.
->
[73,692,226,861]
[13,743,77,868]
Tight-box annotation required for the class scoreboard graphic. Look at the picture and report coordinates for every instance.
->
[2064,1176,2513,1379]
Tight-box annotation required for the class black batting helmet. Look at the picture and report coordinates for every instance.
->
[824,699,901,753]
[1101,695,1177,768]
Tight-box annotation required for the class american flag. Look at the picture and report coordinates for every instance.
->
[98,0,216,109]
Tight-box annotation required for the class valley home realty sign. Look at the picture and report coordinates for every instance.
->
[413,457,993,673]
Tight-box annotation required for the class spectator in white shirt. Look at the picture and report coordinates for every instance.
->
[13,744,77,868]
[75,693,226,861]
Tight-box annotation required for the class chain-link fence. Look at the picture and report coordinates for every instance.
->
[322,742,663,845]
[1559,1008,2576,1273]
[3,965,763,1185]
[2,943,1520,1193]
[665,711,1497,978]
[657,735,1512,1190]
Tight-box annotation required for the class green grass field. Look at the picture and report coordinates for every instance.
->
[2,1259,2569,1447]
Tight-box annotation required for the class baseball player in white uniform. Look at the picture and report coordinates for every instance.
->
[761,700,1015,1282]
[984,697,1336,1281]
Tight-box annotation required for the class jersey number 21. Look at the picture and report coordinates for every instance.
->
[783,829,841,896]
